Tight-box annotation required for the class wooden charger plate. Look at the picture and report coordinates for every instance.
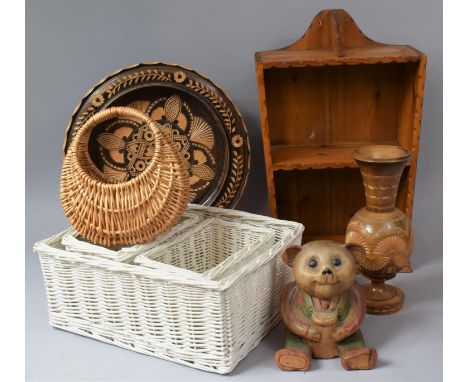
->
[64,62,250,208]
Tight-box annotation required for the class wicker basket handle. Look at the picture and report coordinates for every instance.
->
[68,106,165,185]
[69,106,153,153]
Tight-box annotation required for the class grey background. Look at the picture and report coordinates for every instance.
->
[26,0,442,381]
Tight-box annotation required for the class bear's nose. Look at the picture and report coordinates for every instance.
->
[322,268,333,275]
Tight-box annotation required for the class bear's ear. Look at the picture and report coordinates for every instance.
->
[281,245,302,267]
[344,243,366,263]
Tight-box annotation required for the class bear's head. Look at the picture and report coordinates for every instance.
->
[282,240,365,299]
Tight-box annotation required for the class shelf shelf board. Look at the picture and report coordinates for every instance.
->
[256,46,422,68]
[271,143,405,171]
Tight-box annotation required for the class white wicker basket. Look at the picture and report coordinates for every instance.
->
[134,217,275,280]
[60,212,202,263]
[34,205,304,374]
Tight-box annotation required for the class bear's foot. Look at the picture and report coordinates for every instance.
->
[275,348,312,371]
[340,347,377,370]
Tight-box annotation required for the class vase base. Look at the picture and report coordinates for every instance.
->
[361,284,405,315]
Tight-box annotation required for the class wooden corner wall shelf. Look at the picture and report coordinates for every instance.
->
[255,9,426,271]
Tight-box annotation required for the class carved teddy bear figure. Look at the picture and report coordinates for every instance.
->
[275,240,377,371]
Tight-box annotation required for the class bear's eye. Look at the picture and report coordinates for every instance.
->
[332,258,342,267]
[309,258,318,268]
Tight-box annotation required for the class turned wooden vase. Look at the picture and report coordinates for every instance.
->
[345,145,412,315]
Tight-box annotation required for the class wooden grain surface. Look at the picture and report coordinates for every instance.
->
[271,144,407,170]
[255,46,421,68]
[255,9,426,273]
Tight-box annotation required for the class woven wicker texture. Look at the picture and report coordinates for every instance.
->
[61,213,202,263]
[135,217,275,280]
[60,107,190,247]
[34,205,304,374]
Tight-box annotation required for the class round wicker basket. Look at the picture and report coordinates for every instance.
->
[60,107,190,247]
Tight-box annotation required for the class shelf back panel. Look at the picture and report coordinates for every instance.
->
[274,167,409,238]
[264,63,418,147]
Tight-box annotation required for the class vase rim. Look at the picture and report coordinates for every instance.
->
[353,145,411,164]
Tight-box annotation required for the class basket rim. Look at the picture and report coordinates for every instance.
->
[34,205,304,291]
[34,230,293,291]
